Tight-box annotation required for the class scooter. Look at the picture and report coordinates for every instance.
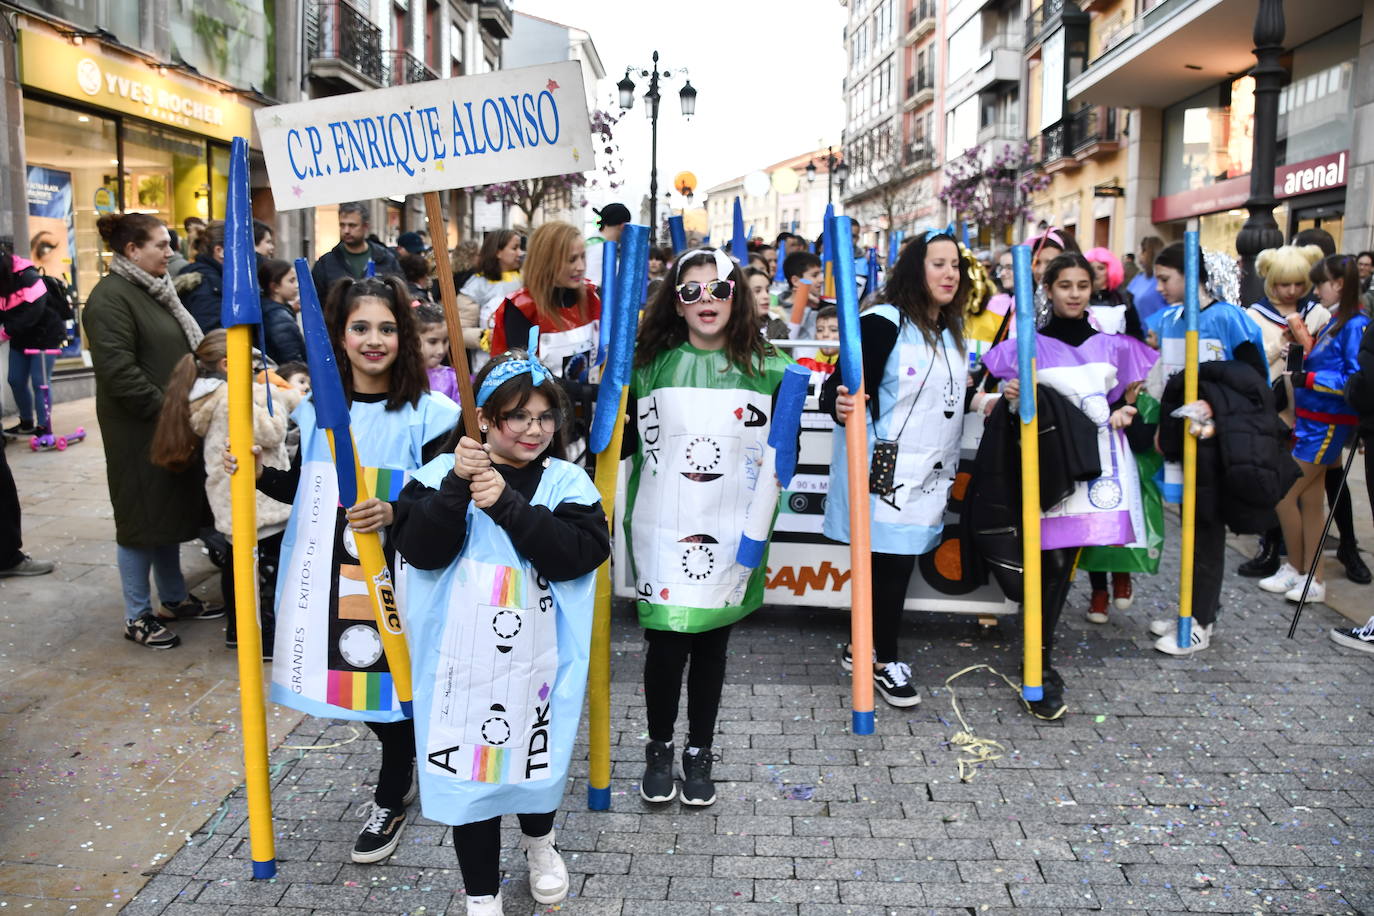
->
[25,348,85,451]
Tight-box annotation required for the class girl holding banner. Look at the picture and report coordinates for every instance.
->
[622,248,793,807]
[392,344,609,916]
[819,231,968,709]
[234,275,459,864]
[984,253,1157,718]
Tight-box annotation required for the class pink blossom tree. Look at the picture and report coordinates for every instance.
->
[470,108,623,226]
[938,143,1049,244]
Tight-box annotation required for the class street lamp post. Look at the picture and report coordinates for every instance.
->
[1235,0,1286,304]
[618,51,696,243]
[806,147,850,205]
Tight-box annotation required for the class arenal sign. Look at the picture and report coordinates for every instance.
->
[255,61,594,210]
[1152,150,1348,223]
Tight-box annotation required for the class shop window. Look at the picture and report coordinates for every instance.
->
[21,98,118,300]
[121,119,209,234]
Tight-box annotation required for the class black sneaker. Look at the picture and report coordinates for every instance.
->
[1023,668,1066,720]
[156,595,226,621]
[1330,616,1374,655]
[1337,543,1372,585]
[124,613,181,649]
[351,802,405,863]
[874,661,921,708]
[1237,536,1281,578]
[3,421,36,439]
[680,747,719,806]
[839,645,875,673]
[640,740,676,803]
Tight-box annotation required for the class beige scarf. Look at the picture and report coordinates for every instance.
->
[109,254,204,349]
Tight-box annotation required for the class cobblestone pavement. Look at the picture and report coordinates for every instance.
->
[124,526,1374,916]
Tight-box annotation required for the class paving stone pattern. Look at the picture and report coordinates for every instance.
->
[127,531,1374,915]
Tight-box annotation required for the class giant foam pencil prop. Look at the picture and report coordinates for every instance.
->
[1013,244,1044,703]
[834,214,875,735]
[888,230,904,268]
[1176,230,1201,649]
[422,194,480,439]
[668,215,687,254]
[865,247,880,300]
[732,197,748,266]
[586,222,649,810]
[738,363,811,567]
[293,258,416,718]
[221,136,277,879]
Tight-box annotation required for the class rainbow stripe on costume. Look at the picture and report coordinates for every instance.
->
[489,565,524,608]
[361,466,407,501]
[327,670,394,712]
[470,745,507,783]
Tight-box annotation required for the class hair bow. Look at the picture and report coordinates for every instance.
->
[475,327,548,407]
[923,222,957,243]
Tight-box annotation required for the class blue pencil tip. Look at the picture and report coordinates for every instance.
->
[399,700,413,718]
[587,786,611,810]
[1022,685,1043,702]
[251,859,277,879]
[852,710,875,735]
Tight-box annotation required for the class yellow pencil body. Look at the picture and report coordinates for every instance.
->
[1020,361,1043,696]
[588,387,629,809]
[325,429,414,715]
[1179,330,1199,622]
[225,323,276,876]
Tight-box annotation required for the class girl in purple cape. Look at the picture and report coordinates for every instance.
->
[983,253,1158,719]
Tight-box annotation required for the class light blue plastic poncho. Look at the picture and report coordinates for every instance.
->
[405,454,600,825]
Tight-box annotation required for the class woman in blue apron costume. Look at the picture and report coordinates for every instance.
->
[393,341,609,916]
[985,254,1157,719]
[1259,254,1369,607]
[622,249,793,808]
[248,277,459,864]
[820,231,969,709]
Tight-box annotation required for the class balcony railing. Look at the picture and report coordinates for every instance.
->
[1068,105,1118,152]
[907,0,936,35]
[307,0,386,87]
[1025,0,1068,47]
[388,50,437,86]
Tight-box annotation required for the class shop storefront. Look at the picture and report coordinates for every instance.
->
[17,26,255,357]
[1152,22,1356,255]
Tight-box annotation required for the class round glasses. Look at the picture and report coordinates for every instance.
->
[500,408,564,434]
[676,279,734,304]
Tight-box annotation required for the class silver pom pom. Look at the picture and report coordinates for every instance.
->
[1203,249,1241,306]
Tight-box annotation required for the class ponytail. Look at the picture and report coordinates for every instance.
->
[150,329,228,471]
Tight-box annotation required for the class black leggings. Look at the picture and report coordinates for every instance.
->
[871,552,918,663]
[453,811,557,897]
[222,531,283,646]
[1040,548,1076,668]
[643,625,733,748]
[363,719,415,809]
[1326,456,1357,546]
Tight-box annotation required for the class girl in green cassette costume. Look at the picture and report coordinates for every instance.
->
[622,248,792,807]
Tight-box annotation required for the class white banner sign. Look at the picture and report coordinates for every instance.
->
[254,61,594,210]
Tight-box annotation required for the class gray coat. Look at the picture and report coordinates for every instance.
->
[83,273,207,547]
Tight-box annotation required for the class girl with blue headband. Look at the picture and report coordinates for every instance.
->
[392,337,610,916]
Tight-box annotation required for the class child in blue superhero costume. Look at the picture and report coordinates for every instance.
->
[231,276,460,863]
[392,338,609,916]
[1259,254,1368,607]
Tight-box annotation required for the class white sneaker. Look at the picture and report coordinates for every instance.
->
[465,891,503,915]
[1153,623,1211,656]
[1258,562,1302,594]
[1284,578,1325,604]
[1148,618,1214,638]
[520,830,569,905]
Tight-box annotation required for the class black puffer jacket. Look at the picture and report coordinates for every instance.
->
[1160,360,1298,535]
[177,252,224,333]
[1343,320,1374,436]
[965,385,1102,600]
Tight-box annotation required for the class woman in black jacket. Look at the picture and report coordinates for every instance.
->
[257,259,306,365]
